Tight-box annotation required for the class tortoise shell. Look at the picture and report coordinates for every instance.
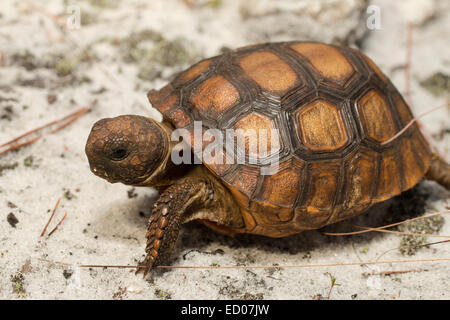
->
[148,41,431,237]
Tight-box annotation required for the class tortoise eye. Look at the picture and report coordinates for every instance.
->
[110,148,128,161]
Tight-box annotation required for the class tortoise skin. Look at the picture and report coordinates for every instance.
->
[148,41,432,238]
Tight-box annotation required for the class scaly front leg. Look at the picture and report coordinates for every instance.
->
[137,179,211,277]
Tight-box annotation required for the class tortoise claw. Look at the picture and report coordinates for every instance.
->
[143,267,151,279]
[136,255,155,278]
[134,264,145,276]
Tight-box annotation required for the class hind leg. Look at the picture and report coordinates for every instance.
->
[425,153,450,190]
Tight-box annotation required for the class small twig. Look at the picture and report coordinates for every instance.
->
[1,107,89,148]
[379,268,425,276]
[40,198,61,237]
[363,268,425,277]
[350,227,450,239]
[322,210,450,237]
[37,258,72,267]
[0,107,90,156]
[79,264,139,269]
[75,257,450,270]
[48,212,68,237]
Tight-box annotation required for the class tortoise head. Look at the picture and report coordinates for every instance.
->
[85,115,169,185]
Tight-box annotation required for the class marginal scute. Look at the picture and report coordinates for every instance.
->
[277,207,294,222]
[297,100,348,151]
[190,75,240,116]
[411,130,431,171]
[239,50,298,94]
[358,89,397,143]
[251,201,293,225]
[174,59,211,86]
[342,149,377,211]
[290,42,354,86]
[223,165,260,203]
[169,109,191,127]
[148,83,174,106]
[240,208,257,231]
[294,161,341,229]
[392,92,414,126]
[256,159,303,207]
[358,51,389,82]
[399,137,425,191]
[303,162,340,211]
[376,149,402,201]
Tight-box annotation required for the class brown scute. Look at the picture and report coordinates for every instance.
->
[250,201,294,225]
[290,42,354,85]
[174,59,211,86]
[190,75,239,116]
[411,130,431,172]
[297,100,348,151]
[342,149,377,211]
[376,149,402,201]
[392,92,414,126]
[277,207,294,222]
[147,83,174,105]
[224,165,260,200]
[294,207,331,231]
[293,161,341,229]
[147,89,159,104]
[358,51,389,82]
[156,93,178,114]
[248,223,301,238]
[234,112,280,159]
[302,162,340,212]
[240,208,257,231]
[198,220,245,236]
[203,148,234,177]
[358,90,397,143]
[256,159,303,207]
[229,187,251,210]
[239,50,298,94]
[169,109,191,127]
[399,137,425,191]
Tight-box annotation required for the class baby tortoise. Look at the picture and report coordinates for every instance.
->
[85,41,450,277]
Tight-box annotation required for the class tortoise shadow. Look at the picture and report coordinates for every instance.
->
[171,182,434,265]
[175,201,392,259]
[88,191,158,244]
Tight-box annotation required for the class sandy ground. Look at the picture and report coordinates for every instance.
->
[0,0,449,300]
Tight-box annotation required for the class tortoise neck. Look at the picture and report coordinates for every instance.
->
[136,120,174,186]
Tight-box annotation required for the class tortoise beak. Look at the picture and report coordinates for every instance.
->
[85,130,115,183]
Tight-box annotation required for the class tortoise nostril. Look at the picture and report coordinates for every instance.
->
[110,148,128,161]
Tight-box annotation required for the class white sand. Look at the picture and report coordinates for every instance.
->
[0,0,449,300]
